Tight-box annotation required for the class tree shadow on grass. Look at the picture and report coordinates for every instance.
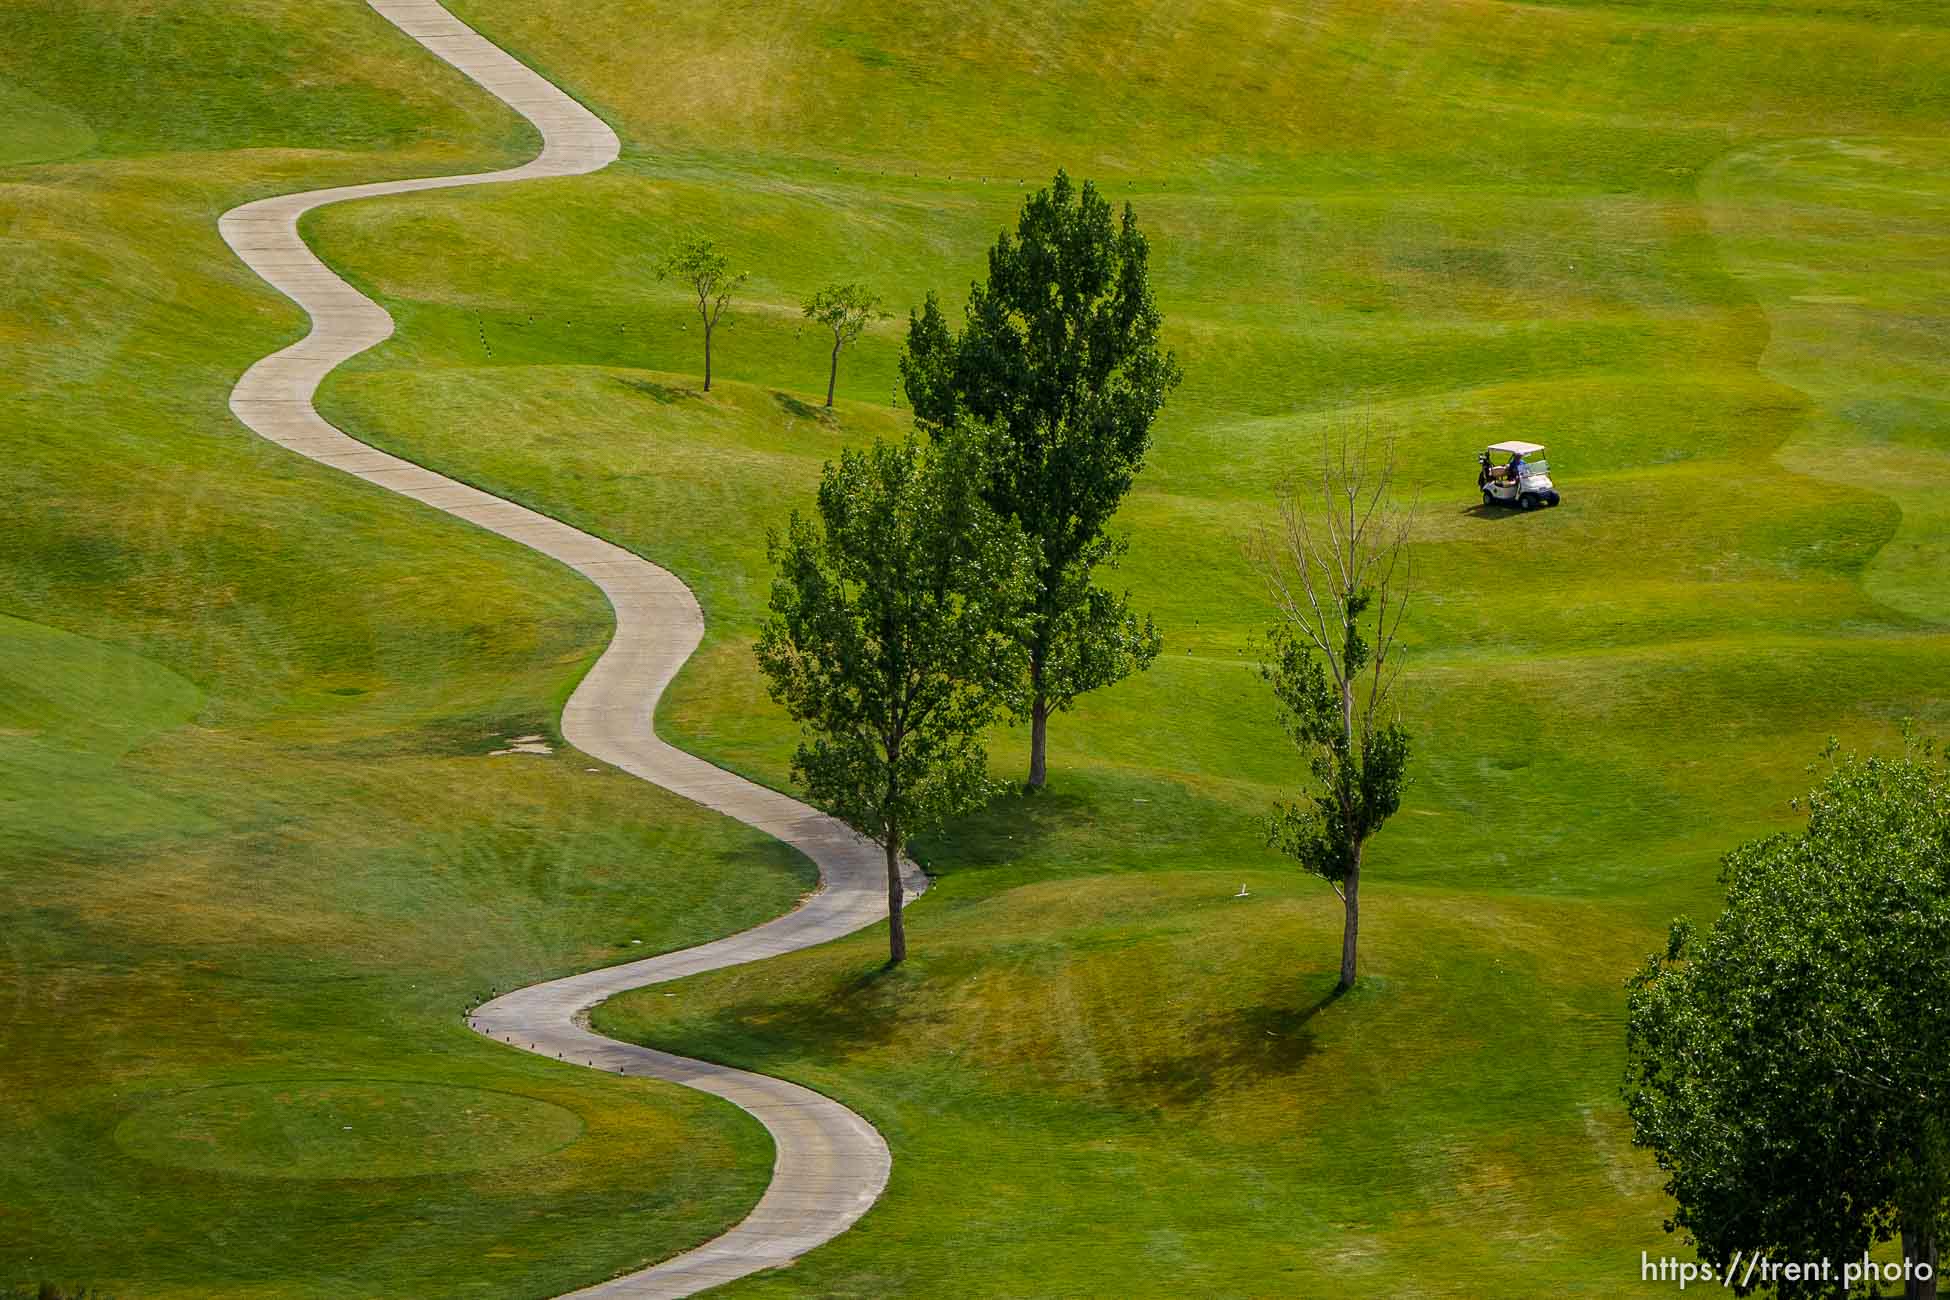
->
[915,774,1254,883]
[772,390,838,425]
[653,958,918,1066]
[638,962,1346,1114]
[913,783,1098,877]
[614,376,699,404]
[1114,982,1344,1109]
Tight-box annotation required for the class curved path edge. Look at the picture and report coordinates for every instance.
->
[220,3,924,1296]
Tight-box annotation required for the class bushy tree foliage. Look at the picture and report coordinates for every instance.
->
[900,170,1179,788]
[1624,737,1950,1299]
[756,433,1035,963]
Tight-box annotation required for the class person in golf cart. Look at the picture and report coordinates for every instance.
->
[1479,452,1523,487]
[1477,439,1560,509]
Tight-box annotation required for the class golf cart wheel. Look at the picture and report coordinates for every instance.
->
[1482,489,1496,509]
[1519,493,1539,511]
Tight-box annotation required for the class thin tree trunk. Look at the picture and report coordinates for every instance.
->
[1028,692,1049,790]
[885,834,907,965]
[1338,852,1361,992]
[1904,1225,1938,1300]
[1023,646,1051,789]
[1337,673,1360,991]
[702,321,713,392]
[826,340,840,407]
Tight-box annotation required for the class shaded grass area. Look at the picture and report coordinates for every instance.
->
[0,2,808,1295]
[596,872,1665,1297]
[294,0,1950,1293]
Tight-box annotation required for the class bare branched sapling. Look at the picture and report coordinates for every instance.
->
[1252,425,1417,991]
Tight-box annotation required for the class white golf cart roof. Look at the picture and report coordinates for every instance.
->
[1486,440,1545,455]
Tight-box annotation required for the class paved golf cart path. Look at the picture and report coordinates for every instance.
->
[220,2,923,1295]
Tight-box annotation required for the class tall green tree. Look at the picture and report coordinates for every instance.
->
[900,169,1179,789]
[802,283,885,408]
[1624,737,1950,1300]
[657,236,746,392]
[1254,430,1415,992]
[755,434,1035,963]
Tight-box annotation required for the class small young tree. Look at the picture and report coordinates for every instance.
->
[657,237,746,392]
[802,283,885,408]
[901,169,1179,789]
[1253,428,1415,992]
[1624,736,1950,1300]
[756,433,1035,963]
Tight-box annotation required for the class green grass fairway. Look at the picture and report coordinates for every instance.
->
[298,0,1950,1294]
[0,3,810,1295]
[7,0,1950,1295]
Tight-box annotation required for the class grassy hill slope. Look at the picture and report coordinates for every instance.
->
[290,0,1950,1293]
[5,0,1948,1294]
[0,3,806,1295]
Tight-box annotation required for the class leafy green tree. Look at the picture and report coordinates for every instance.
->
[1254,430,1414,992]
[802,283,886,408]
[1624,736,1950,1300]
[900,169,1179,788]
[756,433,1035,963]
[657,236,746,392]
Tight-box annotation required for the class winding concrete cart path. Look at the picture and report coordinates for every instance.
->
[221,3,922,1295]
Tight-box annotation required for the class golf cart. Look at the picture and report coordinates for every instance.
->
[1478,440,1561,511]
